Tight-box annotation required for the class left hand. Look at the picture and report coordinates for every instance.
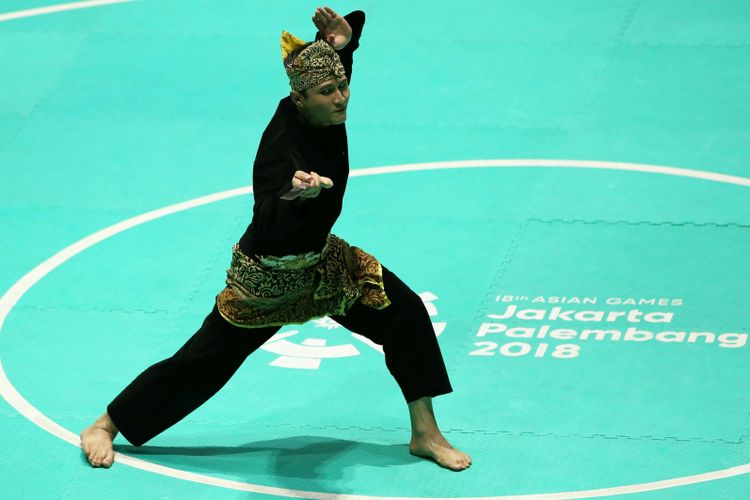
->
[312,6,352,50]
[298,170,334,199]
[281,170,334,201]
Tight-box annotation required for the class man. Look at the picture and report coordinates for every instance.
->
[81,6,471,472]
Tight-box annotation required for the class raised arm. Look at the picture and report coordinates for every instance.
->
[313,9,365,82]
[312,7,352,49]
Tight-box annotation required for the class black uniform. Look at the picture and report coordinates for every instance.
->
[107,11,452,447]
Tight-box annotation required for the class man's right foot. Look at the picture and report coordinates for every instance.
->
[80,413,118,468]
[409,432,472,471]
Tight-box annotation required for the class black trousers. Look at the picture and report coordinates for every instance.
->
[107,266,453,446]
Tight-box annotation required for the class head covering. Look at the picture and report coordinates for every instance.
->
[281,31,346,92]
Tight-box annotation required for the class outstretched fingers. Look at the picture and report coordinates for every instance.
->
[313,8,330,29]
[312,14,324,32]
[317,7,335,24]
[313,6,340,32]
[323,7,339,21]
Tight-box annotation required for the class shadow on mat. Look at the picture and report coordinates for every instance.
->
[117,435,417,484]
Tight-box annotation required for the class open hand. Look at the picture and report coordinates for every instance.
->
[281,170,334,200]
[312,6,352,50]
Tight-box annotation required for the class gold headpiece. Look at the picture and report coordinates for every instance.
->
[281,31,346,92]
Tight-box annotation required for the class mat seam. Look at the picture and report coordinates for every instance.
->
[474,219,529,324]
[574,0,642,127]
[174,420,744,445]
[527,218,750,228]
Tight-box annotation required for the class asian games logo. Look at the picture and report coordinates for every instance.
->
[259,292,446,369]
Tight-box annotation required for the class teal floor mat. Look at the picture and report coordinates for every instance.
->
[1,1,748,498]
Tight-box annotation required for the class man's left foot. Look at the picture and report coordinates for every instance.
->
[409,433,472,471]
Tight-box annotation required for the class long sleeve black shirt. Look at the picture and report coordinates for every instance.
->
[238,11,365,258]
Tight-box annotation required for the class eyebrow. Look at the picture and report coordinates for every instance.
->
[319,79,348,92]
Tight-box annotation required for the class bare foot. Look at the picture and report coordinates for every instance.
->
[409,433,472,471]
[80,413,118,468]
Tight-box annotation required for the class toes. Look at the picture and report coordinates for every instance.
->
[450,458,468,471]
[92,450,106,465]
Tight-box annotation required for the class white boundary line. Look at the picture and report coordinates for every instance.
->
[0,0,136,22]
[350,159,750,187]
[1,160,749,499]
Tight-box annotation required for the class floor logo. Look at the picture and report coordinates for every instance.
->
[260,292,446,369]
[471,294,748,360]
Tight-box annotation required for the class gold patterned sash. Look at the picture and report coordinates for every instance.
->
[216,234,390,328]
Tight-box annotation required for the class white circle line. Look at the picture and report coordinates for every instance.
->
[349,159,750,187]
[0,0,137,23]
[1,159,748,499]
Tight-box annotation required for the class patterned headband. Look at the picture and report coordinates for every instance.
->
[281,31,346,92]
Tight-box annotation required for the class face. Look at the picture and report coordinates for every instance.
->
[293,77,350,126]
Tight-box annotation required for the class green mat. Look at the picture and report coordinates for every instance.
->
[1,1,748,498]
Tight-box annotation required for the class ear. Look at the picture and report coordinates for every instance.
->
[290,90,305,108]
